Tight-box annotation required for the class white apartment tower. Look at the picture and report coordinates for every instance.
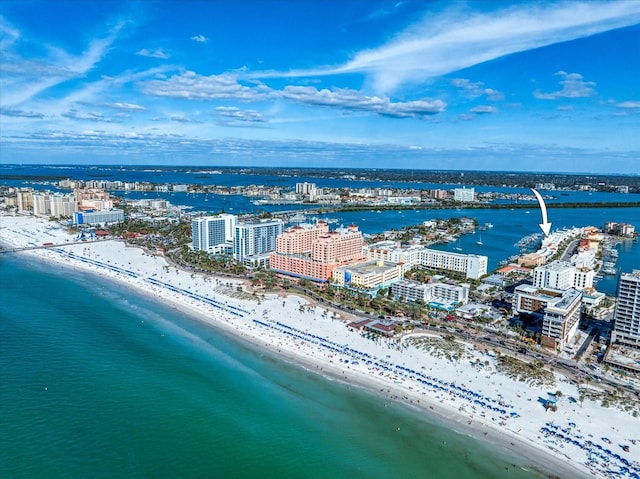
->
[611,270,640,346]
[234,219,284,267]
[533,260,594,291]
[453,187,475,202]
[192,214,237,253]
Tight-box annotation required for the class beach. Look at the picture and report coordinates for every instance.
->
[2,212,638,479]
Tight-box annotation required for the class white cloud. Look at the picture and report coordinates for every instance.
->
[62,109,115,122]
[170,114,201,123]
[484,88,505,101]
[534,71,596,100]
[101,102,146,111]
[136,48,170,59]
[617,101,640,108]
[470,105,498,114]
[279,86,445,118]
[248,1,640,94]
[141,72,445,118]
[0,15,21,50]
[140,71,269,101]
[1,19,127,106]
[190,34,208,43]
[215,106,265,122]
[0,107,44,118]
[451,78,504,101]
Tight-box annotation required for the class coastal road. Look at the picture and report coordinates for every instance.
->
[559,238,579,262]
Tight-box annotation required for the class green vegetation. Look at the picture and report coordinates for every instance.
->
[404,335,472,363]
[495,356,556,388]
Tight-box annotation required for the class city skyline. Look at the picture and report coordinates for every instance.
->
[1,0,639,173]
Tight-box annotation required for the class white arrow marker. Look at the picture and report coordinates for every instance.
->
[531,188,552,238]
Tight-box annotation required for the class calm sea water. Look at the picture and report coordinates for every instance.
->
[0,255,544,479]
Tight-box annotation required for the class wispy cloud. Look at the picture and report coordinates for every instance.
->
[100,102,146,111]
[0,15,21,50]
[248,1,640,94]
[190,34,208,43]
[140,71,446,118]
[136,48,170,59]
[215,106,265,123]
[62,109,116,122]
[4,129,635,173]
[470,105,498,114]
[534,71,596,100]
[140,71,269,100]
[1,17,128,106]
[617,101,640,109]
[451,78,504,101]
[0,107,44,118]
[279,86,445,118]
[170,114,202,123]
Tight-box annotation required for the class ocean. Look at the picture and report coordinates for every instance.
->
[2,165,638,478]
[0,255,544,479]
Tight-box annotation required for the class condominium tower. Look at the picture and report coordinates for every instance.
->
[611,270,640,345]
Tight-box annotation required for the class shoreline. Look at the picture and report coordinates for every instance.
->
[2,213,638,479]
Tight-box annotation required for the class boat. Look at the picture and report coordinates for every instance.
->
[484,223,494,228]
[454,238,463,251]
[476,234,483,246]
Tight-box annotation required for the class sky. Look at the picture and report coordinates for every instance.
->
[1,0,639,173]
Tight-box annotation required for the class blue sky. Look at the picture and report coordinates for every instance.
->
[1,1,639,173]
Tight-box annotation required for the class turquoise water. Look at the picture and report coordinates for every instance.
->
[0,255,545,479]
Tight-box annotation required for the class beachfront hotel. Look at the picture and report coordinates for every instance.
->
[514,284,583,350]
[33,192,78,218]
[73,209,125,226]
[192,214,237,254]
[269,223,366,282]
[331,260,403,293]
[391,279,469,310]
[233,219,284,268]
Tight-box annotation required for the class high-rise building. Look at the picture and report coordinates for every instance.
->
[32,193,78,218]
[611,270,640,345]
[16,189,34,212]
[513,284,582,350]
[32,193,51,216]
[192,214,237,253]
[275,221,329,254]
[453,187,475,202]
[234,219,284,268]
[50,194,77,218]
[270,223,366,282]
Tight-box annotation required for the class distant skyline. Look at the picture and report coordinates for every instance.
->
[1,1,639,173]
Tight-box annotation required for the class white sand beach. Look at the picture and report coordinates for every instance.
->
[2,212,639,479]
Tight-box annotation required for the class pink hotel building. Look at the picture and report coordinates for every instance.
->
[269,221,366,282]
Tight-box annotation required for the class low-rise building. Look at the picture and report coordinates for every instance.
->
[364,241,487,280]
[332,260,402,293]
[73,209,124,225]
[391,279,469,310]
